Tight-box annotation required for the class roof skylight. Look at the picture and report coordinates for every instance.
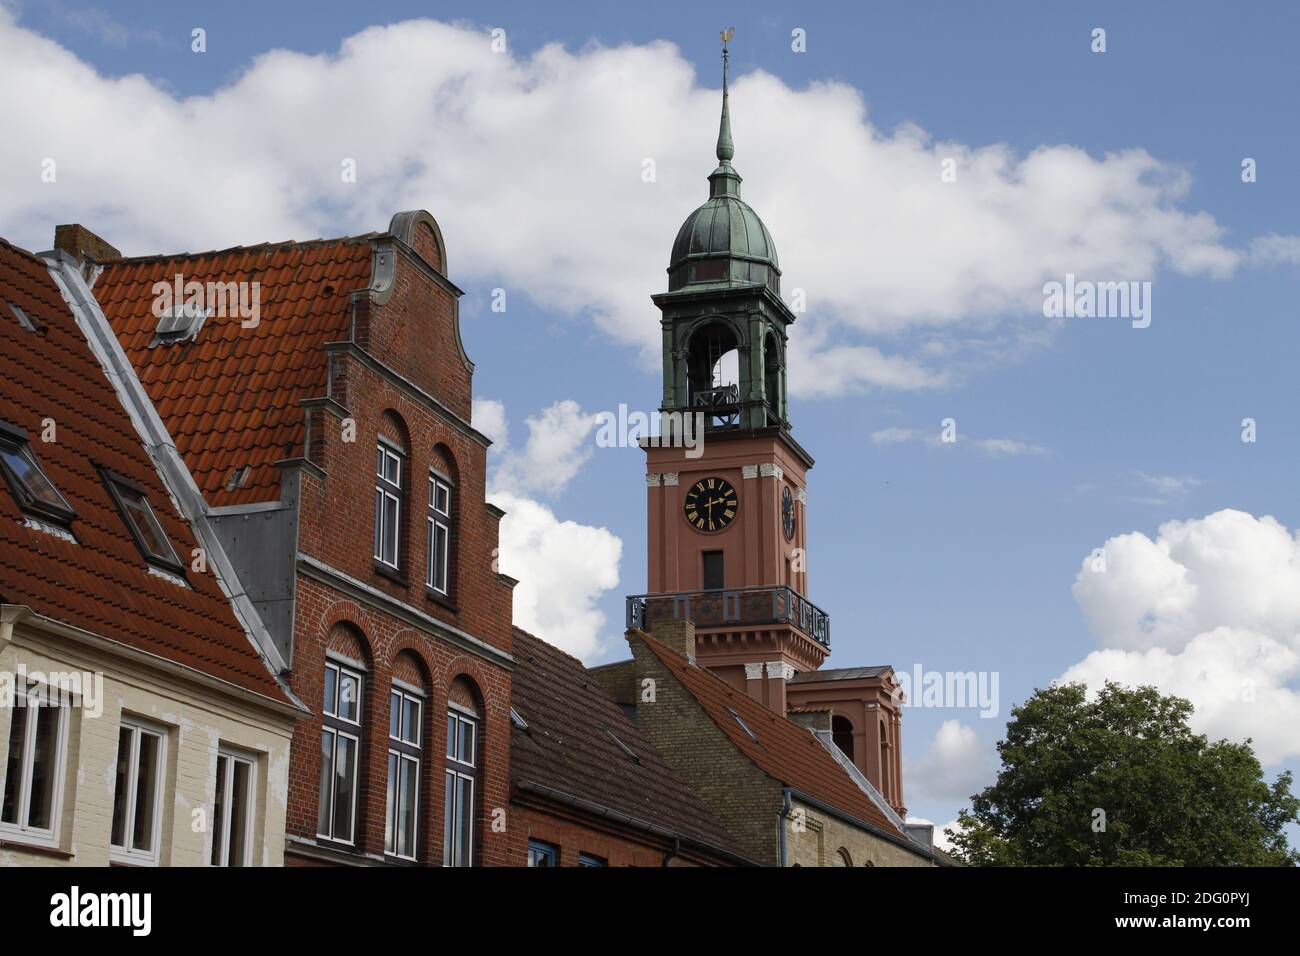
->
[102,470,183,572]
[727,707,759,743]
[154,301,207,342]
[0,421,75,525]
[607,729,640,764]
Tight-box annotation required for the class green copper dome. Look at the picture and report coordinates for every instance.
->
[666,45,781,294]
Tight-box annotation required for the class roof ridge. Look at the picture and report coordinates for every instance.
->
[511,623,592,670]
[99,232,381,265]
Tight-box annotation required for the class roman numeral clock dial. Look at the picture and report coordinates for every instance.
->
[683,476,738,533]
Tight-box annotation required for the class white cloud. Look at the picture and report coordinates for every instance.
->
[1132,471,1202,503]
[470,397,508,448]
[869,426,1049,457]
[869,426,924,446]
[908,720,995,803]
[490,490,621,662]
[1249,233,1300,267]
[0,10,1275,395]
[478,397,621,660]
[482,398,600,498]
[974,437,1050,458]
[907,815,965,854]
[1066,509,1300,763]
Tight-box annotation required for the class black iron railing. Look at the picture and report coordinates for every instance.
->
[626,585,830,648]
[693,385,740,428]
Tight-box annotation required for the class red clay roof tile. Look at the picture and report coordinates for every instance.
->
[93,237,374,506]
[0,237,289,703]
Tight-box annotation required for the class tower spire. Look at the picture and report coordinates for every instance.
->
[716,27,735,163]
[709,28,741,199]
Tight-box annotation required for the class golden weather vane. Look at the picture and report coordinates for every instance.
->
[720,26,735,50]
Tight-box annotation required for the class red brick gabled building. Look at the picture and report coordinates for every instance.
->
[82,211,516,866]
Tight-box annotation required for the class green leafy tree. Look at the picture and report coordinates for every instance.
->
[948,681,1299,866]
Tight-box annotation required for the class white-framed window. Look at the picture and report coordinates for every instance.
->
[211,748,256,867]
[426,473,451,594]
[110,718,168,865]
[443,706,477,867]
[318,659,363,845]
[385,685,423,860]
[374,443,403,569]
[0,687,69,847]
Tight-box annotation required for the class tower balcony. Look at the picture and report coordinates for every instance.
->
[626,585,830,649]
[692,384,741,429]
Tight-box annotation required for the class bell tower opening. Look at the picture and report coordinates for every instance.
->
[687,320,741,429]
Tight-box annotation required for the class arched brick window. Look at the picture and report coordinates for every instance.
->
[386,651,428,861]
[443,675,481,866]
[318,624,369,846]
[374,412,410,574]
[426,444,458,601]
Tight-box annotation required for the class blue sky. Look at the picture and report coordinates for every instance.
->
[5,0,1300,842]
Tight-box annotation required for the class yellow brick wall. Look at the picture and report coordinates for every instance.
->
[0,624,295,867]
[785,798,933,867]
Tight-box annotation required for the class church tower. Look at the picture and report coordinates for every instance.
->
[634,35,829,709]
[629,36,908,816]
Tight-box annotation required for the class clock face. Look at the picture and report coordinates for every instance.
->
[683,476,739,533]
[782,485,796,540]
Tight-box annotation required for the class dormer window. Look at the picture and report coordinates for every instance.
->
[0,420,75,525]
[102,470,183,572]
[7,301,44,333]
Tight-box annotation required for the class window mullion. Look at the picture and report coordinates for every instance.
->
[17,699,37,830]
[124,728,141,852]
[220,756,234,867]
[242,760,255,866]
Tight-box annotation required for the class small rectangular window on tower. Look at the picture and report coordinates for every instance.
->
[702,550,724,590]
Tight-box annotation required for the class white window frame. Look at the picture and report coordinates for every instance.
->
[0,687,69,849]
[211,747,257,867]
[426,473,451,594]
[385,683,423,861]
[110,717,168,866]
[318,659,364,846]
[443,705,477,867]
[374,442,403,569]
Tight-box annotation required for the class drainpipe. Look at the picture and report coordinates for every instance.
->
[661,836,681,867]
[778,787,793,867]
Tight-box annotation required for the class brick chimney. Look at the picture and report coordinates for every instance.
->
[53,224,120,263]
[648,618,696,663]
